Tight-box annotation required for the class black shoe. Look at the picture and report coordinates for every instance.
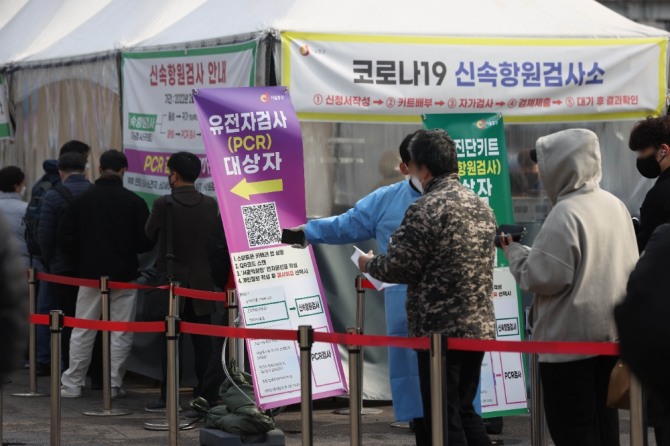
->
[183,409,204,420]
[145,399,167,413]
[36,363,51,377]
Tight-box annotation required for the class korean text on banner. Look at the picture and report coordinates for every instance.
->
[282,33,667,124]
[424,113,527,417]
[122,41,257,207]
[0,74,11,139]
[193,86,347,410]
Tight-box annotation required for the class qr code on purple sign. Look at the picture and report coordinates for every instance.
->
[241,202,282,248]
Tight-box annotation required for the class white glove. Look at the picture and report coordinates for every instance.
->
[287,224,309,249]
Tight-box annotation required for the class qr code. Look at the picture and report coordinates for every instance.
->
[241,202,282,248]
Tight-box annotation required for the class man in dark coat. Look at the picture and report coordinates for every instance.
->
[59,150,153,398]
[144,151,220,412]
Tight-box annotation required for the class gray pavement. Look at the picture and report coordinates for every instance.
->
[0,368,653,445]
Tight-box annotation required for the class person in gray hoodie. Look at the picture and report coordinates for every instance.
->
[501,129,638,446]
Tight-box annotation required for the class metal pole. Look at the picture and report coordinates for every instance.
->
[299,325,314,446]
[166,315,181,446]
[49,310,64,446]
[226,289,238,366]
[348,327,362,446]
[335,276,382,416]
[143,282,194,433]
[83,277,130,417]
[630,372,646,446]
[12,268,47,397]
[430,334,447,446]
[530,353,548,446]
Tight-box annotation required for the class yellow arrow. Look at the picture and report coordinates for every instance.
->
[230,178,284,200]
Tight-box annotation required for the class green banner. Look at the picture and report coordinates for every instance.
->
[423,113,514,267]
[0,74,10,139]
[423,113,528,418]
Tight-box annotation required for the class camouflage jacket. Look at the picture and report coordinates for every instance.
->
[367,173,496,339]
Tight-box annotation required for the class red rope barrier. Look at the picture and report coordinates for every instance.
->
[29,313,619,355]
[174,286,228,303]
[36,272,98,288]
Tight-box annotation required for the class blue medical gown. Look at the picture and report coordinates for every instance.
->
[305,180,423,421]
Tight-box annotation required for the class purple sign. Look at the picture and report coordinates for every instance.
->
[194,86,347,409]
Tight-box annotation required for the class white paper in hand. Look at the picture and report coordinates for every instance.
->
[350,246,397,291]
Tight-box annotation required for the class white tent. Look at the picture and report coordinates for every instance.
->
[0,0,667,402]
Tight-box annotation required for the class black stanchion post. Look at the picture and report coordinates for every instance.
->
[298,325,314,446]
[12,268,47,398]
[166,315,181,446]
[347,327,362,446]
[226,289,238,366]
[49,310,64,446]
[430,334,447,446]
[83,276,130,417]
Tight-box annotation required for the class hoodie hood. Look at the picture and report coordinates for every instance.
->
[43,159,59,175]
[535,129,602,204]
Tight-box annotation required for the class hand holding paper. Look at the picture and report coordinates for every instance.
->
[350,246,397,291]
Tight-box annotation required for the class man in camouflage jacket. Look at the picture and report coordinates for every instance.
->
[358,129,496,446]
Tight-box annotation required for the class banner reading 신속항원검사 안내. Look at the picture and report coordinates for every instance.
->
[424,113,528,417]
[193,86,347,410]
[122,41,257,207]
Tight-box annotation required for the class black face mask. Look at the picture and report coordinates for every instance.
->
[636,152,661,179]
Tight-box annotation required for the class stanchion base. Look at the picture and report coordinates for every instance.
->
[83,409,132,417]
[10,391,48,398]
[143,419,197,431]
[333,407,383,415]
[390,421,411,429]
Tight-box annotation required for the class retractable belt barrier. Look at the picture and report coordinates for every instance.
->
[19,270,643,446]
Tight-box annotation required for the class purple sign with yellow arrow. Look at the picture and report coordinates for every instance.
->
[194,86,347,409]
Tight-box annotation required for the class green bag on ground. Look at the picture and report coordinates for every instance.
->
[194,359,275,437]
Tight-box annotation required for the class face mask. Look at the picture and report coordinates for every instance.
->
[636,152,661,179]
[20,186,26,197]
[410,176,424,194]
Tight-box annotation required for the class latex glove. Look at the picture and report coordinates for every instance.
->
[288,224,309,249]
[499,232,514,258]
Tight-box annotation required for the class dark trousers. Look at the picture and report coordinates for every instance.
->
[160,299,212,402]
[540,356,619,446]
[414,349,491,446]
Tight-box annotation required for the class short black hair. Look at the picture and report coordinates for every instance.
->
[59,140,91,157]
[0,166,25,193]
[57,152,86,174]
[629,116,670,151]
[399,131,420,164]
[167,152,201,183]
[408,129,458,176]
[99,149,128,173]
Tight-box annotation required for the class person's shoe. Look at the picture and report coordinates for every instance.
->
[111,387,126,399]
[145,399,167,413]
[60,385,81,398]
[36,363,51,377]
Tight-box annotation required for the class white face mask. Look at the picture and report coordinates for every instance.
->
[410,176,424,194]
[19,185,26,197]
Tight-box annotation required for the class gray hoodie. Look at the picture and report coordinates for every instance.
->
[506,129,638,362]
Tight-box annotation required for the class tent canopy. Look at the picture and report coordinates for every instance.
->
[0,0,667,66]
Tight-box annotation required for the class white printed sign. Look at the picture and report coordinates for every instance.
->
[282,33,667,123]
